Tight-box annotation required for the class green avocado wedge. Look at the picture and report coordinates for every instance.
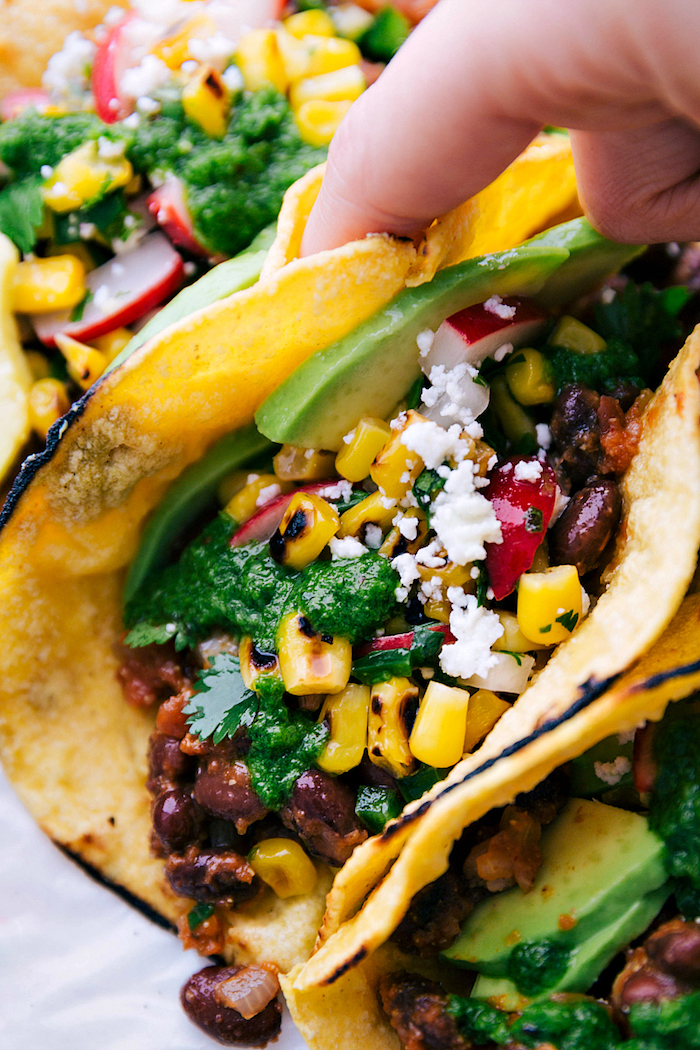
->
[123,425,275,604]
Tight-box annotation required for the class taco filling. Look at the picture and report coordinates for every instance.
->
[117,231,697,1042]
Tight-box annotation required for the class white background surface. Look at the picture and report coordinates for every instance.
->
[0,766,308,1050]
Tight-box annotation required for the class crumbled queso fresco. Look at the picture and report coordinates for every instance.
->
[594,756,632,786]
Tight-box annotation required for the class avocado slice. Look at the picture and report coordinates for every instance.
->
[256,243,568,451]
[123,424,274,604]
[472,885,671,1010]
[442,799,668,977]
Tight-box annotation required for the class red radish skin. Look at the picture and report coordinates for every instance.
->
[230,482,349,548]
[0,88,50,122]
[426,298,548,372]
[354,624,454,658]
[92,15,134,123]
[32,232,184,347]
[148,178,209,257]
[484,456,558,600]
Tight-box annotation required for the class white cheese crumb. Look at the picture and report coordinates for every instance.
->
[222,64,245,93]
[439,590,504,679]
[188,32,235,70]
[394,513,419,541]
[40,165,54,179]
[379,495,397,509]
[514,459,543,482]
[536,423,552,449]
[122,55,170,101]
[484,295,516,320]
[390,411,407,431]
[42,30,96,100]
[122,112,141,130]
[416,328,435,357]
[364,524,383,549]
[617,729,636,745]
[549,488,570,526]
[78,221,96,240]
[601,286,617,304]
[420,362,488,427]
[97,136,125,160]
[594,756,632,786]
[330,535,368,560]
[401,419,465,470]
[255,483,280,508]
[431,460,502,565]
[493,341,514,363]
[136,95,161,115]
[184,261,196,276]
[392,552,420,590]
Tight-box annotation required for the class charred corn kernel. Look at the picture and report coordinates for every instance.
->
[182,64,229,138]
[151,13,218,68]
[550,315,606,355]
[271,491,340,570]
[273,444,337,481]
[368,676,418,778]
[284,9,336,38]
[42,140,132,213]
[317,683,370,774]
[517,564,583,645]
[89,326,131,363]
[236,29,288,93]
[46,241,96,272]
[295,99,352,146]
[493,611,549,652]
[55,333,107,390]
[25,350,51,381]
[462,690,511,754]
[249,838,317,898]
[409,681,470,768]
[370,410,425,499]
[423,598,451,624]
[505,348,555,405]
[338,489,396,539]
[490,374,537,447]
[277,611,351,695]
[289,64,365,109]
[239,636,283,692]
[336,417,392,482]
[28,378,70,440]
[12,255,86,313]
[225,473,283,524]
[379,509,428,558]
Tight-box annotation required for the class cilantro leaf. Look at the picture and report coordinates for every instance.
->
[124,621,177,647]
[0,178,44,254]
[69,289,93,323]
[187,902,215,930]
[184,653,256,744]
[413,468,446,516]
[555,609,579,632]
[352,623,445,684]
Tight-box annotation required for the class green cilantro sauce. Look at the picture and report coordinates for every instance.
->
[506,938,572,997]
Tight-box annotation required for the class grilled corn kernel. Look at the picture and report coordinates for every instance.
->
[294,98,352,146]
[550,315,606,355]
[151,13,218,68]
[273,444,337,481]
[42,140,132,213]
[271,491,340,570]
[284,9,336,38]
[415,555,474,590]
[225,473,283,524]
[517,564,582,645]
[12,255,86,314]
[423,598,451,624]
[239,636,283,692]
[370,410,426,499]
[289,64,365,108]
[236,28,288,93]
[249,838,317,898]
[462,689,511,754]
[25,351,51,381]
[493,611,549,652]
[368,676,418,778]
[409,681,470,769]
[28,378,70,440]
[338,490,396,539]
[277,612,351,695]
[379,509,427,558]
[89,326,131,363]
[54,333,107,391]
[490,374,537,446]
[182,64,229,138]
[505,348,555,405]
[317,683,370,774]
[335,417,392,482]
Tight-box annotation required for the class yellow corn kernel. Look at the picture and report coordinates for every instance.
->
[151,13,218,69]
[46,241,96,272]
[12,255,86,314]
[379,509,428,558]
[517,564,583,645]
[550,315,606,355]
[505,348,555,405]
[368,676,418,778]
[317,683,370,774]
[277,611,351,695]
[284,9,336,39]
[239,636,283,692]
[25,350,51,381]
[272,490,340,570]
[54,333,107,391]
[28,378,70,440]
[294,99,352,146]
[89,326,132,363]
[493,611,549,653]
[182,64,229,138]
[490,373,538,447]
[335,417,392,482]
[370,409,425,499]
[415,555,474,590]
[236,28,288,93]
[225,473,284,524]
[338,489,396,539]
[409,681,470,768]
[289,64,365,109]
[462,690,511,754]
[277,28,360,81]
[249,838,317,898]
[423,598,451,624]
[273,444,337,481]
[42,140,132,213]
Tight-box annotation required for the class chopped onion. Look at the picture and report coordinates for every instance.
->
[463,651,535,694]
[214,965,280,1019]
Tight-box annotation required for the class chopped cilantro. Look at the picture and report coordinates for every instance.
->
[124,621,177,647]
[524,506,544,533]
[507,938,572,996]
[413,467,447,515]
[352,623,445,685]
[555,609,579,632]
[69,289,94,323]
[184,653,253,744]
[539,623,552,634]
[0,178,44,254]
[187,902,215,930]
[398,763,452,802]
[405,376,425,410]
[475,565,489,607]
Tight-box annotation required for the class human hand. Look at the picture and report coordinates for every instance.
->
[301,0,700,255]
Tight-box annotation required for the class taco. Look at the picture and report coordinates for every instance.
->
[2,137,700,1048]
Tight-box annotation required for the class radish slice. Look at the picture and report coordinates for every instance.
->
[0,88,50,122]
[422,298,548,374]
[92,14,134,123]
[148,177,208,257]
[230,480,351,548]
[462,651,534,694]
[354,624,454,658]
[32,232,185,347]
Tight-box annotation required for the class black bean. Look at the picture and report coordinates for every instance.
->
[194,759,268,834]
[280,769,367,866]
[616,966,684,1007]
[550,383,602,486]
[647,920,700,984]
[147,732,196,793]
[549,480,621,575]
[152,788,205,854]
[166,845,260,905]
[182,965,282,1047]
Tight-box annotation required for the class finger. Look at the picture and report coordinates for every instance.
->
[571,120,700,243]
